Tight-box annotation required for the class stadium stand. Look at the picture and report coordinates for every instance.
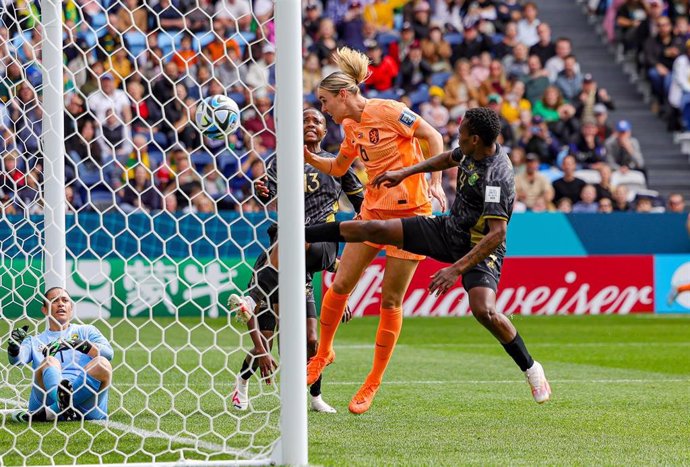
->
[0,0,687,216]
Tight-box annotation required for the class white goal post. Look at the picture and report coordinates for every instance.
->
[0,0,306,465]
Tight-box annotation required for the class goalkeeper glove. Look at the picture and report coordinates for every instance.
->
[8,325,29,357]
[63,337,93,355]
[42,339,68,358]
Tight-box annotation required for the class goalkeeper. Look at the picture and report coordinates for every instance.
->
[228,108,363,413]
[7,287,113,421]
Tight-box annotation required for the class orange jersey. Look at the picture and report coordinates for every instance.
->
[340,99,430,211]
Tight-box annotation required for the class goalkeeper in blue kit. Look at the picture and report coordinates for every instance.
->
[7,287,113,421]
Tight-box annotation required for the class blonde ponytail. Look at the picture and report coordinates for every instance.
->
[319,47,370,95]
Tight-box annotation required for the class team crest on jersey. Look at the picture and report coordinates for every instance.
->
[398,109,417,127]
[369,129,379,144]
[468,173,479,186]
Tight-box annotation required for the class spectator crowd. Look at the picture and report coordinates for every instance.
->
[0,0,686,217]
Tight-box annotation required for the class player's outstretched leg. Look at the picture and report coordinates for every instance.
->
[468,287,551,404]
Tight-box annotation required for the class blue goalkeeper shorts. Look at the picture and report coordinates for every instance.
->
[29,372,109,420]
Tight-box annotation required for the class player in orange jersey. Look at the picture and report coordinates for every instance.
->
[303,47,447,414]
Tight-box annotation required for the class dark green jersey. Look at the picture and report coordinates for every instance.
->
[448,144,515,250]
[263,150,364,225]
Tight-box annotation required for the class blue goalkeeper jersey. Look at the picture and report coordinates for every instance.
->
[9,324,114,380]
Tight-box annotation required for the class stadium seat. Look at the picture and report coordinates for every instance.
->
[408,85,430,107]
[612,170,646,193]
[77,29,98,49]
[218,151,239,177]
[444,33,463,45]
[539,166,564,183]
[158,32,183,58]
[124,31,147,58]
[377,32,400,51]
[430,72,452,88]
[11,31,32,62]
[193,32,216,52]
[228,92,247,108]
[233,31,256,52]
[147,150,165,168]
[87,12,108,33]
[574,169,602,185]
[191,151,213,172]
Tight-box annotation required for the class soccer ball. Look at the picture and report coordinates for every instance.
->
[195,95,241,140]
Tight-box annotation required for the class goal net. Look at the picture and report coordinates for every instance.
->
[0,0,305,465]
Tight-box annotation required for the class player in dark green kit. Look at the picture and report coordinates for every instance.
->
[305,107,551,403]
[229,108,363,412]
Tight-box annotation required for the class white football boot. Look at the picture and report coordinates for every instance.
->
[309,394,337,413]
[230,376,249,411]
[227,294,256,324]
[525,361,552,404]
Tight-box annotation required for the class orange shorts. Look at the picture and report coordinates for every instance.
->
[359,202,432,261]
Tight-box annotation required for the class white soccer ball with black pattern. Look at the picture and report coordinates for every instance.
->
[195,95,241,139]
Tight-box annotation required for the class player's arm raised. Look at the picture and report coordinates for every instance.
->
[429,218,507,295]
[414,118,447,212]
[304,147,355,177]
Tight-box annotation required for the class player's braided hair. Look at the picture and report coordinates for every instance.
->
[319,47,370,95]
[464,107,501,146]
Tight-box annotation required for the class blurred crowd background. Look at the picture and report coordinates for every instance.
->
[0,0,687,218]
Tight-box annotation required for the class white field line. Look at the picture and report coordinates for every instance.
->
[89,420,246,455]
[116,378,690,387]
[0,399,265,459]
[0,397,25,407]
[117,341,690,352]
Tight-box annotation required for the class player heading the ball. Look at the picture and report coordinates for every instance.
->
[7,287,114,422]
[304,47,447,414]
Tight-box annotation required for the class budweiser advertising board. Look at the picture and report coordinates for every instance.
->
[323,256,655,317]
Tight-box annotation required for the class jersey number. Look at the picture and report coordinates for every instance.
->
[359,146,370,162]
[304,173,320,193]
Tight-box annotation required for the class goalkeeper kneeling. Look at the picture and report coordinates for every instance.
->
[7,287,113,422]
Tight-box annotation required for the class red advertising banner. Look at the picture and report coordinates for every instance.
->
[323,256,655,316]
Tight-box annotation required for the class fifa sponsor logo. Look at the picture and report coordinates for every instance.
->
[327,268,654,316]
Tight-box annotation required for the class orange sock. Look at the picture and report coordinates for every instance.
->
[679,284,690,293]
[365,306,403,386]
[316,288,350,357]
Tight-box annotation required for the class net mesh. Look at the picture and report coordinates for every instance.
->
[0,0,281,464]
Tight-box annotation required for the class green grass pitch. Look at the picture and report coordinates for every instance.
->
[1,315,689,466]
